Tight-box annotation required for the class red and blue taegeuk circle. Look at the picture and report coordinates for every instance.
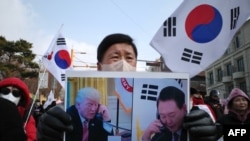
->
[185,4,223,43]
[54,50,71,69]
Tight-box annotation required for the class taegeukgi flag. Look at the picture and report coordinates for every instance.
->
[42,32,71,88]
[150,0,250,78]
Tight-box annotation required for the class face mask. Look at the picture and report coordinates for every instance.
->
[0,92,21,105]
[101,60,136,71]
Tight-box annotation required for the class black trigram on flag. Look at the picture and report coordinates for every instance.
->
[57,38,66,45]
[163,17,176,37]
[230,7,240,30]
[61,74,65,81]
[181,48,203,64]
[140,84,158,101]
[175,79,183,88]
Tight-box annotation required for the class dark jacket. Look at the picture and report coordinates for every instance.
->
[216,88,250,139]
[204,96,224,120]
[0,98,27,141]
[66,105,113,141]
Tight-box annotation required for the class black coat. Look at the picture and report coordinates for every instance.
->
[66,105,113,141]
[216,111,250,139]
[0,98,27,141]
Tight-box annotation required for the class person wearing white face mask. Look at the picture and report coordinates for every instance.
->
[101,59,136,72]
[0,77,37,141]
[0,87,22,105]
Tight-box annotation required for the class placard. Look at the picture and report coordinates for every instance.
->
[65,71,190,141]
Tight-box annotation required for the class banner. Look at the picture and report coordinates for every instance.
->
[42,32,71,88]
[151,0,250,78]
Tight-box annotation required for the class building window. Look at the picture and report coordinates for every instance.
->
[233,33,243,49]
[239,81,247,94]
[226,85,234,98]
[226,63,232,76]
[209,72,214,85]
[217,68,222,82]
[237,57,244,72]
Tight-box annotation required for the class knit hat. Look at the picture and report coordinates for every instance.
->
[0,77,30,108]
[227,88,250,107]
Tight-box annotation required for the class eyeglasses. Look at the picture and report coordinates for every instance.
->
[0,87,22,97]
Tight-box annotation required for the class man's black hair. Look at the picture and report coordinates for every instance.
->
[157,86,185,109]
[97,33,138,62]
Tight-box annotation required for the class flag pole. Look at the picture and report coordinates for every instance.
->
[23,62,47,128]
[23,24,65,128]
[116,98,120,135]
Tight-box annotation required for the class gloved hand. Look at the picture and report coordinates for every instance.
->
[37,105,73,141]
[183,109,217,141]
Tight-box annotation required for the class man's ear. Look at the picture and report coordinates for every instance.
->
[97,62,102,71]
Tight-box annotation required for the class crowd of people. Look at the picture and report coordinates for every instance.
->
[1,33,250,141]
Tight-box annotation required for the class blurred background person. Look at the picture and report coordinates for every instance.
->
[204,90,224,120]
[216,88,250,140]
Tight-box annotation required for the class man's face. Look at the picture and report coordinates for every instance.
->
[97,43,137,71]
[76,98,99,120]
[158,100,187,132]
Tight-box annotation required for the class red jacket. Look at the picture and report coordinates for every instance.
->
[0,77,37,141]
[18,107,37,141]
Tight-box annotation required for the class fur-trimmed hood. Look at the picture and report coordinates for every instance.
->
[0,77,30,108]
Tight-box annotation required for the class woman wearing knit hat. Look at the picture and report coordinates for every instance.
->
[216,88,250,140]
[0,77,36,141]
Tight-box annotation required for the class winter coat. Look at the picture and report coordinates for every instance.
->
[216,88,250,139]
[0,77,37,141]
[0,98,27,141]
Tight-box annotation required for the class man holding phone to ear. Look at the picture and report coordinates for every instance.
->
[66,87,113,141]
[142,86,187,141]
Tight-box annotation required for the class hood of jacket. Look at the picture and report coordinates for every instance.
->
[227,88,250,107]
[226,88,250,121]
[0,77,30,108]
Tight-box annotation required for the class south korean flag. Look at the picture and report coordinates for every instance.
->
[150,0,250,78]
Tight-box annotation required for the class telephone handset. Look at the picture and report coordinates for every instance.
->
[95,104,103,120]
[156,111,167,133]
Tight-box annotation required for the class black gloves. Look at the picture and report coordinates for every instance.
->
[183,109,217,141]
[37,105,73,141]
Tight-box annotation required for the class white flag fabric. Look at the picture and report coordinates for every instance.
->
[114,78,133,113]
[43,90,55,109]
[42,32,71,88]
[151,0,250,78]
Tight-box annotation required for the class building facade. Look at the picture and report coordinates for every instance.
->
[205,19,250,99]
